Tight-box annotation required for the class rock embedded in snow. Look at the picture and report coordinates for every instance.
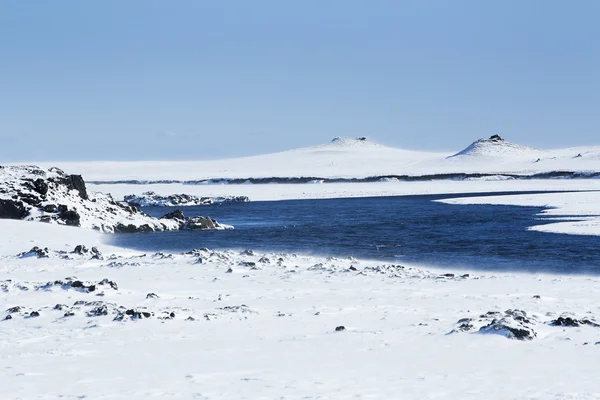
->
[479,311,537,340]
[452,309,538,340]
[160,209,233,230]
[18,246,51,259]
[549,314,600,328]
[0,165,232,233]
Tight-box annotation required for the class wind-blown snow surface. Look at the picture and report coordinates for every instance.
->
[28,137,600,181]
[2,220,600,399]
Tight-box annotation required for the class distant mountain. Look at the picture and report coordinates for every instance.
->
[23,136,600,182]
[449,135,544,158]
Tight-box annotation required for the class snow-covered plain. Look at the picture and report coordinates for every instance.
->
[3,220,600,400]
[28,137,600,181]
[5,137,600,399]
[94,178,600,203]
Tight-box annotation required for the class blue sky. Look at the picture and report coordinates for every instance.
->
[1,1,600,161]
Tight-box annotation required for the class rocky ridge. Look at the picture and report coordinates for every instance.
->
[0,165,231,233]
[124,191,249,207]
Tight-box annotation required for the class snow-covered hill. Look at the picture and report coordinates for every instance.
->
[449,135,545,158]
[28,136,600,182]
[0,166,232,232]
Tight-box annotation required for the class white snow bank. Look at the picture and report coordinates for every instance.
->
[92,179,600,203]
[2,219,600,399]
[0,219,122,257]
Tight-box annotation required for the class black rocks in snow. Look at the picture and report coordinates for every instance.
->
[146,293,159,299]
[18,246,50,259]
[124,191,250,207]
[161,209,185,220]
[159,209,232,231]
[0,199,29,219]
[87,305,109,317]
[479,310,537,341]
[550,314,600,328]
[66,174,88,200]
[72,245,103,259]
[16,245,104,260]
[453,310,600,340]
[451,318,475,333]
[125,309,152,319]
[335,326,346,332]
[0,165,170,232]
[39,277,118,293]
[1,166,232,232]
[59,208,81,226]
[452,309,538,341]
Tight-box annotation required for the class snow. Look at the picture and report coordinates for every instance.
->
[92,178,600,203]
[25,137,600,181]
[449,136,544,158]
[5,138,600,398]
[3,219,600,399]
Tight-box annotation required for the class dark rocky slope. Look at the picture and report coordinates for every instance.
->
[0,166,232,232]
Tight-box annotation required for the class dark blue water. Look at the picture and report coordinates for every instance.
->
[112,193,600,274]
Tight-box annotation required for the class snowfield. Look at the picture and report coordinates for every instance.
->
[26,135,600,236]
[4,137,600,399]
[2,220,600,399]
[28,136,600,181]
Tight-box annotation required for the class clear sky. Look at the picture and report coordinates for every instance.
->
[1,1,600,161]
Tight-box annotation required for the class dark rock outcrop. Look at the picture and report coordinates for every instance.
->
[0,165,233,232]
[18,246,50,259]
[159,210,232,231]
[550,315,600,328]
[0,199,29,219]
[64,174,88,200]
[124,191,249,207]
[452,309,537,340]
[33,178,49,196]
[161,210,185,220]
[60,209,81,227]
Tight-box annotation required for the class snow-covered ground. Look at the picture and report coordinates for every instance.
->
[2,219,600,400]
[94,178,600,203]
[27,137,600,181]
[5,137,600,399]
